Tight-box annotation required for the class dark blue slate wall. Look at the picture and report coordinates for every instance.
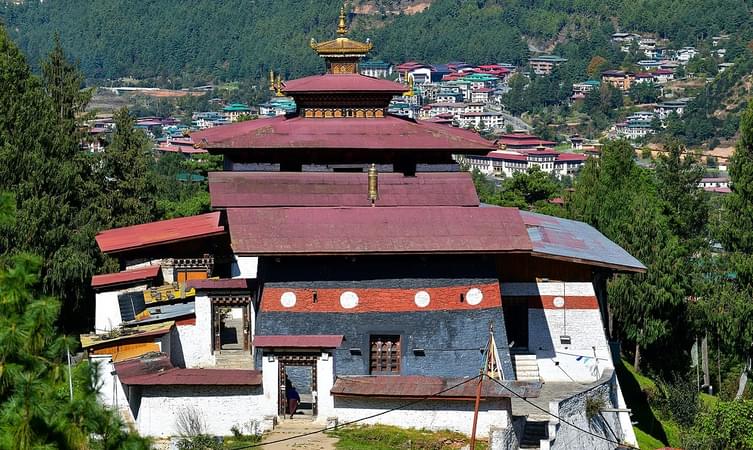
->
[255,308,514,380]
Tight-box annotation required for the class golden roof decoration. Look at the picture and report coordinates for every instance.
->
[310,5,373,57]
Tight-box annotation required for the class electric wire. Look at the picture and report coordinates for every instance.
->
[227,374,482,449]
[486,376,639,449]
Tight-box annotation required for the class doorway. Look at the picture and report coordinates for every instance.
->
[277,354,318,419]
[503,297,529,350]
[211,297,250,353]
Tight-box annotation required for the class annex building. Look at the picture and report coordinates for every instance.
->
[86,8,641,449]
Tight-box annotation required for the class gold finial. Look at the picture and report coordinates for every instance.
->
[275,73,284,97]
[269,69,275,92]
[337,5,348,35]
[367,163,379,205]
[404,74,415,97]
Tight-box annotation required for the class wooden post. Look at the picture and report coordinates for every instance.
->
[469,372,483,450]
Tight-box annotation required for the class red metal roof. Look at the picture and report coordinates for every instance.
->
[331,376,540,399]
[283,73,406,94]
[226,206,531,255]
[115,353,262,386]
[208,172,480,208]
[186,278,250,290]
[556,153,588,162]
[191,115,496,152]
[253,335,344,348]
[96,212,225,254]
[91,265,161,288]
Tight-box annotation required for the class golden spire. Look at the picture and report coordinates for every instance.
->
[403,74,415,97]
[269,69,275,92]
[337,4,348,35]
[275,73,284,97]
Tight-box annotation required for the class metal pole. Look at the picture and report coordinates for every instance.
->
[66,345,74,402]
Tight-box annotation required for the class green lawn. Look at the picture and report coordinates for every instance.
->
[330,425,488,450]
[616,358,683,449]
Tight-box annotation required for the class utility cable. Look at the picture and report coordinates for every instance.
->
[228,374,482,449]
[486,376,639,449]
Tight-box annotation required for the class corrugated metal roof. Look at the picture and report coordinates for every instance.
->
[91,265,161,288]
[520,210,646,272]
[191,115,496,152]
[80,321,175,349]
[115,353,262,386]
[96,212,225,253]
[209,172,479,208]
[331,375,540,399]
[283,74,406,94]
[253,335,344,348]
[123,302,195,326]
[226,206,531,255]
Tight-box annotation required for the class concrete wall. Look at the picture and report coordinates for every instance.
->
[189,295,215,367]
[502,282,613,383]
[548,383,623,450]
[255,309,514,380]
[489,416,525,450]
[92,355,136,426]
[331,397,510,438]
[135,385,272,437]
[231,256,258,279]
[94,283,148,333]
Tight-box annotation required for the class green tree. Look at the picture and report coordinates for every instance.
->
[0,196,149,450]
[720,101,753,254]
[499,166,560,210]
[98,109,159,228]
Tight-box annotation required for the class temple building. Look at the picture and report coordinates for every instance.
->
[85,7,640,449]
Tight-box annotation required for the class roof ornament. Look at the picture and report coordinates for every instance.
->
[403,74,415,97]
[269,69,276,92]
[337,4,348,35]
[368,163,379,206]
[275,73,284,97]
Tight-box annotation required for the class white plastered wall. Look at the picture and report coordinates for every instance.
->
[315,353,335,424]
[502,282,613,383]
[231,256,258,279]
[189,295,215,367]
[94,283,148,333]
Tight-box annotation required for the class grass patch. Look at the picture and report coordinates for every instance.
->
[330,424,488,450]
[616,358,683,449]
[222,434,261,448]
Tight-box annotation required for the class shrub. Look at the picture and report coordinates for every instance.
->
[683,400,753,450]
[175,435,223,450]
[658,378,699,427]
[585,395,606,420]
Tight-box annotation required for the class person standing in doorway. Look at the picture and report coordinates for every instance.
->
[286,384,300,419]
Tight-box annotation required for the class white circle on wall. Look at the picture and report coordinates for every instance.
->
[466,288,483,305]
[553,296,565,308]
[280,292,297,308]
[340,291,359,309]
[414,291,431,308]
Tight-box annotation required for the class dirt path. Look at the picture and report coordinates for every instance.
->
[260,417,338,450]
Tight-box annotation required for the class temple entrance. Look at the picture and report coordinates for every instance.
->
[211,296,251,353]
[277,354,318,419]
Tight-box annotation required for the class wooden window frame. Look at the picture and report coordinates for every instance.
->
[369,335,401,374]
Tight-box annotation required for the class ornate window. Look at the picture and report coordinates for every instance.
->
[369,335,401,374]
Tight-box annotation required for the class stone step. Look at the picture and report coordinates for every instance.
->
[513,354,537,361]
[513,361,539,368]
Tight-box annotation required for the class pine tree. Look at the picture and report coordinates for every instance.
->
[0,195,149,450]
[98,108,159,228]
[721,101,753,254]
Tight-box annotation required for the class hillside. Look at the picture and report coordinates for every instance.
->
[2,0,752,85]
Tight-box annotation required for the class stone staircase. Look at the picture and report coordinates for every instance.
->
[519,420,548,449]
[511,350,540,381]
[214,350,254,369]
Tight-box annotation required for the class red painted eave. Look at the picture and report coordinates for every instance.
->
[282,73,406,94]
[191,115,496,152]
[96,212,225,254]
[91,265,161,288]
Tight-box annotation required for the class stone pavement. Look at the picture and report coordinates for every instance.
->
[259,417,338,450]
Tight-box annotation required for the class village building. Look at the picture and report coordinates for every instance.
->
[359,59,393,78]
[654,98,690,120]
[528,55,568,75]
[601,70,634,91]
[222,103,253,122]
[86,8,640,449]
[456,146,588,179]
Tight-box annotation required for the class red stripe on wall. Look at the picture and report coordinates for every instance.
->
[502,296,598,309]
[261,284,501,313]
[176,316,197,326]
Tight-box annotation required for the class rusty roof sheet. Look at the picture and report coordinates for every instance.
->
[283,73,406,94]
[208,172,479,208]
[331,376,540,400]
[80,321,175,349]
[191,115,496,152]
[186,278,250,290]
[521,210,646,272]
[226,206,531,255]
[91,265,161,288]
[95,212,225,253]
[114,353,262,386]
[253,335,344,348]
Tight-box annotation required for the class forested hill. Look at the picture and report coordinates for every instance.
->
[2,0,752,85]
